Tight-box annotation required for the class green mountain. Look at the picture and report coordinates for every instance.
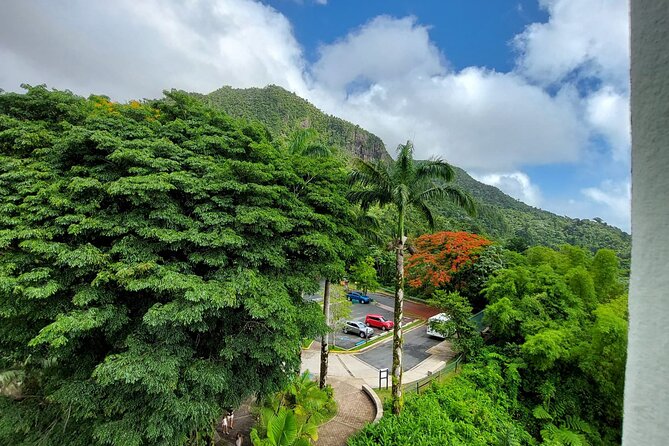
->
[445,167,631,261]
[196,85,631,260]
[199,85,389,161]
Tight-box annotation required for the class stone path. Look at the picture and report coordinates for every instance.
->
[215,398,255,446]
[315,377,376,446]
[215,378,375,446]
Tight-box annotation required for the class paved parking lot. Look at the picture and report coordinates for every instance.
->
[356,326,443,371]
[330,296,408,350]
[308,289,439,352]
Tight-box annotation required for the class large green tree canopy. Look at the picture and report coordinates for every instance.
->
[0,86,353,445]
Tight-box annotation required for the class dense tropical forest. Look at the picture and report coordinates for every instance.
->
[351,244,627,445]
[0,87,362,444]
[0,86,628,445]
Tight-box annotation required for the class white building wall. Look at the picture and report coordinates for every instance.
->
[624,2,669,444]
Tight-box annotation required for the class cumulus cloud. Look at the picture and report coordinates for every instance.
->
[310,18,587,170]
[581,180,631,230]
[585,86,631,161]
[0,0,308,100]
[312,16,444,94]
[473,172,542,207]
[514,0,630,89]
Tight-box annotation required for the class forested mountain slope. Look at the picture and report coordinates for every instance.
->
[199,85,389,161]
[445,167,631,260]
[196,85,631,259]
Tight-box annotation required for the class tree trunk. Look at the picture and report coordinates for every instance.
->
[319,279,331,389]
[391,236,406,414]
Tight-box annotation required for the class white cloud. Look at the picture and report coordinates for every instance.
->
[581,180,631,230]
[473,172,542,207]
[585,86,631,161]
[312,16,444,95]
[0,0,308,100]
[310,17,587,170]
[514,0,630,89]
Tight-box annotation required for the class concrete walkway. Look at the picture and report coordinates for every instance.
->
[315,377,376,446]
[301,333,455,390]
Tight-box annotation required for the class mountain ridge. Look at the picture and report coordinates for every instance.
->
[196,85,630,258]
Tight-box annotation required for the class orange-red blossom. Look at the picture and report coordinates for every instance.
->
[406,231,492,288]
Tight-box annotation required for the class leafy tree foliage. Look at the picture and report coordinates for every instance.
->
[0,86,354,445]
[428,291,483,360]
[406,231,492,291]
[348,141,475,414]
[484,245,627,444]
[352,244,627,445]
[348,257,380,295]
[404,231,504,310]
[327,285,352,348]
[252,371,336,446]
[349,353,532,446]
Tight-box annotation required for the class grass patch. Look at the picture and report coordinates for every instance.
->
[301,338,314,349]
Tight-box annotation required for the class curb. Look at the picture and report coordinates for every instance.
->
[330,321,426,354]
[362,384,383,423]
[375,289,425,304]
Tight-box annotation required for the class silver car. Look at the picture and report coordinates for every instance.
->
[343,320,374,338]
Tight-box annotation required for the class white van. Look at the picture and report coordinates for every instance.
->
[426,312,452,339]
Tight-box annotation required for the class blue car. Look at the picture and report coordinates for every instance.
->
[346,291,372,304]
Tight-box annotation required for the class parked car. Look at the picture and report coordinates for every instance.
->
[365,314,394,331]
[343,320,374,338]
[346,291,372,304]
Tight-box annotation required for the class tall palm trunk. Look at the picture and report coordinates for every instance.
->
[319,279,331,389]
[391,220,406,414]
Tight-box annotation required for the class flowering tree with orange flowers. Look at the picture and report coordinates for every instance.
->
[406,231,492,297]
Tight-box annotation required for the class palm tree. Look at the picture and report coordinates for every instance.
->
[348,141,475,414]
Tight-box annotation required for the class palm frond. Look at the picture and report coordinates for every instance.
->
[394,141,415,186]
[420,185,477,216]
[347,189,389,210]
[393,184,411,212]
[415,159,455,183]
[354,211,384,245]
[414,199,437,231]
[348,158,391,187]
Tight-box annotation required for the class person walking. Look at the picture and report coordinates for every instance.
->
[220,414,229,435]
[235,432,243,446]
[227,408,235,429]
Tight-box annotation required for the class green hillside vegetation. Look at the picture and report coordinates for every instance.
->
[444,167,631,260]
[195,85,631,264]
[350,245,627,445]
[0,86,358,445]
[199,85,389,161]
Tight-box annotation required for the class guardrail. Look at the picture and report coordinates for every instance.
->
[404,354,463,394]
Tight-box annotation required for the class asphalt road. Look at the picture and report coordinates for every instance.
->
[331,296,401,350]
[307,289,438,352]
[356,325,442,371]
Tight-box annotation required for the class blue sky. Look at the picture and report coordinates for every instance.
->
[0,0,630,231]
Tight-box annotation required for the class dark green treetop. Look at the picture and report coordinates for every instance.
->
[0,86,353,445]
